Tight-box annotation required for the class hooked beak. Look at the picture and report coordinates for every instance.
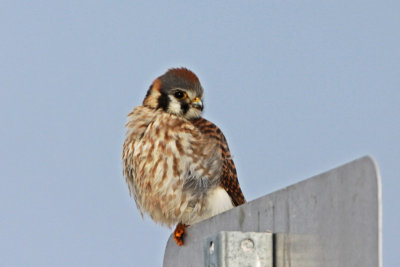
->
[191,97,203,111]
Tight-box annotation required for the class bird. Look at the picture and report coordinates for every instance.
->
[122,67,245,246]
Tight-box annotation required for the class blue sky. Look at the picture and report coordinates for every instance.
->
[1,1,399,266]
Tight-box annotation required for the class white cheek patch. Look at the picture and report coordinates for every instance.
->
[167,98,182,115]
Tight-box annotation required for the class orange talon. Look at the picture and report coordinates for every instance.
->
[173,223,188,246]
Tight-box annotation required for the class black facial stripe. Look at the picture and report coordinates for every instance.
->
[157,92,170,111]
[145,84,153,98]
[181,102,190,114]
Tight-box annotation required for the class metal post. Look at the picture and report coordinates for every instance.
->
[163,156,382,267]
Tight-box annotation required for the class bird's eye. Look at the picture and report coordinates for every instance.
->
[174,91,187,100]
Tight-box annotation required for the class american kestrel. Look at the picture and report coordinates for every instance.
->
[122,68,245,246]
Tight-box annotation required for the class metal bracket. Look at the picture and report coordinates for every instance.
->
[204,231,273,267]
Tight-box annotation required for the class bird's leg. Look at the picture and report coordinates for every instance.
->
[173,223,188,246]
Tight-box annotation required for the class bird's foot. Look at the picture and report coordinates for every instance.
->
[173,223,188,246]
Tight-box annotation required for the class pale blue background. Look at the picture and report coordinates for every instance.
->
[1,1,399,266]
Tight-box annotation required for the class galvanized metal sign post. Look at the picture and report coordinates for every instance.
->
[164,156,382,267]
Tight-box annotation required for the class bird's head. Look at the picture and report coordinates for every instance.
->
[143,68,204,120]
